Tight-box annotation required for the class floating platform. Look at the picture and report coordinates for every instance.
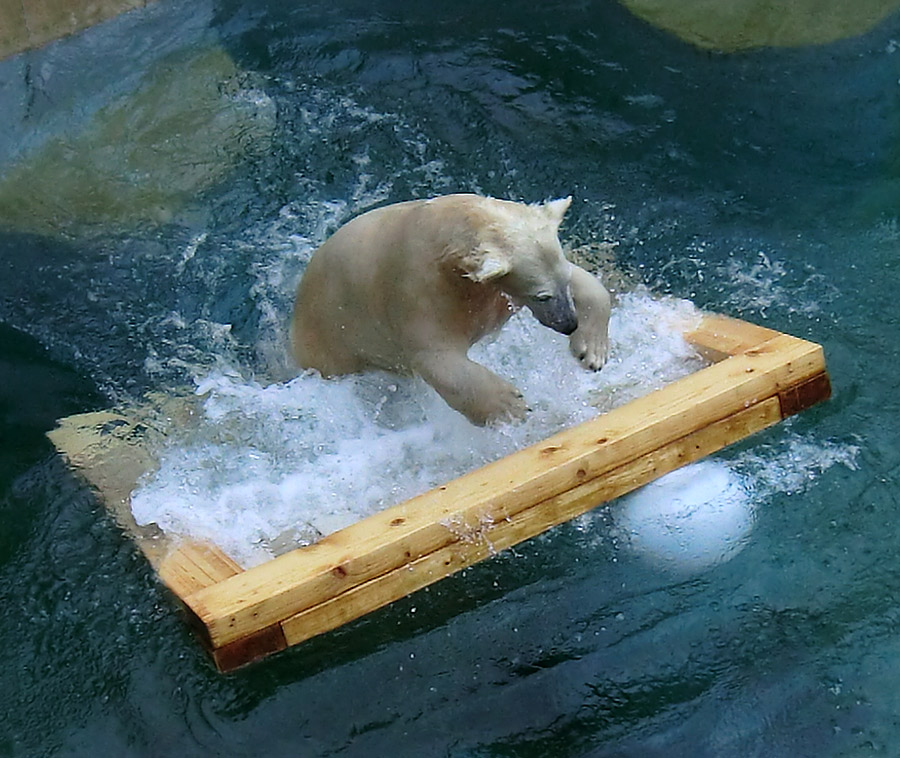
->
[48,314,831,671]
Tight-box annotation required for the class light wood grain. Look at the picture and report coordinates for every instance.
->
[158,542,243,598]
[686,314,778,361]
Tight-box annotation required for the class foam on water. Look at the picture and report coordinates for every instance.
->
[130,291,706,567]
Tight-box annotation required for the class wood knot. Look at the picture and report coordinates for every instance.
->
[540,444,563,457]
[331,564,348,578]
[390,517,405,527]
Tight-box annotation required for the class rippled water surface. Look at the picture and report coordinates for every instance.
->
[1,1,898,755]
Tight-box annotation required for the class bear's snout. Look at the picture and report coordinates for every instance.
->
[549,312,579,336]
[527,288,578,336]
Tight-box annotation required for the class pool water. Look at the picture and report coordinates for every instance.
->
[0,0,897,755]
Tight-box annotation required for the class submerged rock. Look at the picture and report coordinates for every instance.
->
[619,0,900,51]
[0,45,275,237]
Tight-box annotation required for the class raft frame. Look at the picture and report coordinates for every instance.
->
[49,314,831,671]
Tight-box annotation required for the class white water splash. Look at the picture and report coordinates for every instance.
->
[717,250,838,318]
[131,291,705,567]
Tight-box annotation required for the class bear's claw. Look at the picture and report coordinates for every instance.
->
[569,328,609,372]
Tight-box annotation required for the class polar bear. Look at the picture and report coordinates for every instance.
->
[291,193,611,425]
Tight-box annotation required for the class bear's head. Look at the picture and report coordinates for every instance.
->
[459,196,578,335]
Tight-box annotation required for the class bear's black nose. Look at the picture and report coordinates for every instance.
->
[554,315,579,336]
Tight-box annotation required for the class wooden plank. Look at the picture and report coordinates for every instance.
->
[210,624,287,673]
[686,314,779,361]
[47,397,245,601]
[277,397,783,653]
[158,543,244,598]
[48,313,832,670]
[778,371,832,416]
[47,407,175,568]
[185,333,825,649]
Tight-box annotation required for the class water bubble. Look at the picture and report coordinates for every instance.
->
[615,461,754,571]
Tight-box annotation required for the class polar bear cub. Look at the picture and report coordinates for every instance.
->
[291,193,611,425]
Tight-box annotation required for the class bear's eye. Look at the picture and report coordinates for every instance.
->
[534,292,553,302]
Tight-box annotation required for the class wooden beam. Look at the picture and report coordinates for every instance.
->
[45,398,245,603]
[778,372,832,416]
[279,397,783,650]
[48,314,832,671]
[685,313,779,361]
[184,332,826,651]
[157,542,243,598]
[210,624,287,673]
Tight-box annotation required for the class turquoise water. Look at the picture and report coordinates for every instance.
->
[1,0,898,755]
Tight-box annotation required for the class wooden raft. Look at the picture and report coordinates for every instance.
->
[49,315,830,671]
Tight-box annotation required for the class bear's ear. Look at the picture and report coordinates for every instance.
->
[460,246,512,283]
[543,196,572,226]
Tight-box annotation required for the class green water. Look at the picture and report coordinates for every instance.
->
[1,0,899,755]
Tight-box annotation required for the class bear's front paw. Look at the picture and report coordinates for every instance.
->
[478,382,528,427]
[569,325,609,372]
[456,376,528,427]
